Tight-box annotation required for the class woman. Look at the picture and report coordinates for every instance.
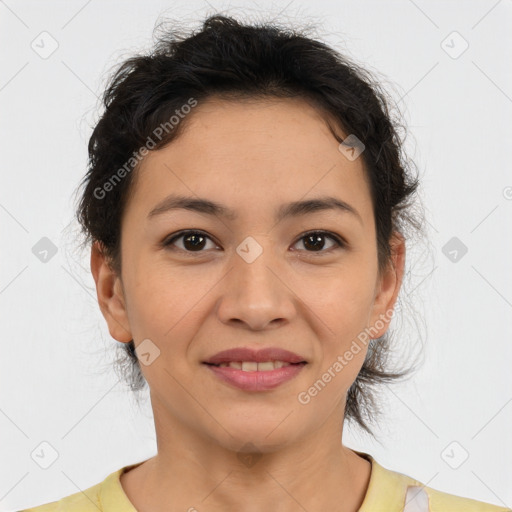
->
[22,14,509,512]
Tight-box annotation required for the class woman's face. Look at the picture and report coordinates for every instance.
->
[92,96,404,453]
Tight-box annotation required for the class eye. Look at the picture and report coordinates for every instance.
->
[163,230,219,254]
[292,231,345,254]
[162,229,346,255]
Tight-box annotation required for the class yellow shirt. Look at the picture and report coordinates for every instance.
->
[20,452,510,512]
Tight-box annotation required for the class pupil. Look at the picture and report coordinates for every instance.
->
[304,234,324,251]
[184,233,206,251]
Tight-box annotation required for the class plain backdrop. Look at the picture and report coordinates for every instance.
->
[1,0,511,510]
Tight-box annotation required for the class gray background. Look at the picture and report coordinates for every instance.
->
[1,0,511,510]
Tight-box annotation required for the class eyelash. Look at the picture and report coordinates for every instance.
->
[162,229,346,256]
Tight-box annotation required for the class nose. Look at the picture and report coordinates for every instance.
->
[215,239,297,331]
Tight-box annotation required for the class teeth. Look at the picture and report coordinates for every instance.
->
[217,361,293,371]
[257,361,275,371]
[242,361,258,372]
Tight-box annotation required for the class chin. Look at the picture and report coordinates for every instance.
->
[208,418,299,454]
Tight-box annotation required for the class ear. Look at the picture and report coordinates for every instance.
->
[367,231,406,338]
[90,241,133,343]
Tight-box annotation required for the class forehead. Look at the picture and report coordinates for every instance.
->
[129,96,373,224]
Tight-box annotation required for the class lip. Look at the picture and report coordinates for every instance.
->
[204,362,307,391]
[203,347,307,365]
[202,347,308,392]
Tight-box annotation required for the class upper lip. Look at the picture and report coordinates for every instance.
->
[203,347,307,365]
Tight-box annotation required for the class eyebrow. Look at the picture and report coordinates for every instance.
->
[147,194,363,224]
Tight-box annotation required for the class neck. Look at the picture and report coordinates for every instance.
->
[120,405,372,512]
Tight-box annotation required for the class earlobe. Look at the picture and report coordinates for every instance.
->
[90,241,133,343]
[368,232,406,338]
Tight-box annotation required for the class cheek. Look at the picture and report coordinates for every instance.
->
[303,264,377,334]
[299,262,376,379]
[123,265,196,344]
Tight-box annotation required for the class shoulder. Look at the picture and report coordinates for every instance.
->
[356,451,511,512]
[17,465,125,512]
[18,481,103,512]
[422,485,510,512]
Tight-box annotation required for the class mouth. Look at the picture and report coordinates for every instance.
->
[203,346,307,366]
[203,360,307,371]
[202,347,308,391]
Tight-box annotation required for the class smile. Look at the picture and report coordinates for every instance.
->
[210,360,296,371]
[203,361,307,391]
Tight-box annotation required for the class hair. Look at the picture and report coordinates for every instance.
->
[75,13,425,436]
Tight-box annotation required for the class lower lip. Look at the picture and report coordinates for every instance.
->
[203,363,307,391]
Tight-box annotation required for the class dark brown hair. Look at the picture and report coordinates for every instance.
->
[75,14,424,436]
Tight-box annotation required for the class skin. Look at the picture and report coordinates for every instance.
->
[91,96,405,512]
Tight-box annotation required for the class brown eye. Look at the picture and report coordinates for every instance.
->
[292,231,345,253]
[164,230,217,253]
[163,229,345,255]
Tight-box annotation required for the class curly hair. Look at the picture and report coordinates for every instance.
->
[75,13,424,436]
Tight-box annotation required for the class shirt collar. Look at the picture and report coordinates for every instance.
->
[354,450,422,511]
[101,452,416,512]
